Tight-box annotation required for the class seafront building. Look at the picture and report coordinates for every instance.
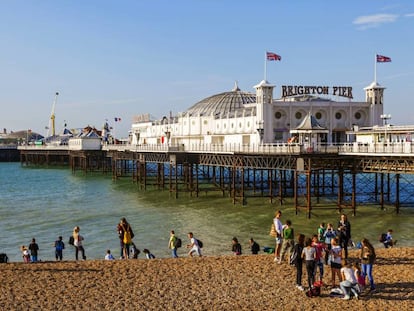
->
[129,79,386,149]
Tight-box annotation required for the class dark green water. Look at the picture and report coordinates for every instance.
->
[1,163,412,262]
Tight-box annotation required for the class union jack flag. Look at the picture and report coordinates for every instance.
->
[266,51,282,61]
[376,54,391,63]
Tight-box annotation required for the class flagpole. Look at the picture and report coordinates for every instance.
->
[264,51,267,81]
[374,53,377,83]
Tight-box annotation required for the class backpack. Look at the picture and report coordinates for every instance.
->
[123,230,132,244]
[306,285,321,297]
[174,238,182,248]
[379,233,387,243]
[55,240,65,251]
[68,236,74,246]
[197,239,203,248]
[290,247,298,266]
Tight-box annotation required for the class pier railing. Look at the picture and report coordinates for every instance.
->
[18,141,414,156]
[103,143,340,154]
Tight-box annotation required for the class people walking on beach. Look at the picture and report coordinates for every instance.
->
[54,236,65,261]
[187,232,202,257]
[312,234,325,284]
[302,237,316,290]
[323,223,336,264]
[20,245,30,263]
[249,238,260,255]
[28,238,39,263]
[168,230,178,258]
[292,233,305,291]
[143,249,155,259]
[278,220,294,264]
[72,226,86,261]
[232,237,242,255]
[273,210,283,262]
[105,249,115,260]
[338,214,351,259]
[359,238,376,292]
[340,260,359,300]
[330,237,342,288]
[117,217,134,259]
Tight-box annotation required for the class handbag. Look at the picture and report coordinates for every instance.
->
[269,223,277,237]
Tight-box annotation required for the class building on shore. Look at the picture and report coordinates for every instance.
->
[129,79,386,148]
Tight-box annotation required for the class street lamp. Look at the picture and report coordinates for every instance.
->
[380,114,392,143]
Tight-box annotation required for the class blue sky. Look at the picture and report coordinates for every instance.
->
[1,0,413,137]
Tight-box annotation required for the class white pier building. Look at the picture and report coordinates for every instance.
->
[129,79,386,148]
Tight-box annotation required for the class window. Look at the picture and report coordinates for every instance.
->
[335,112,342,120]
[354,112,361,120]
[275,111,282,119]
[295,112,302,119]
[315,112,322,120]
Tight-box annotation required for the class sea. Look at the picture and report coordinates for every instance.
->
[1,162,413,262]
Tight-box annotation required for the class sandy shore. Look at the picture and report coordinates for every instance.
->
[1,247,413,310]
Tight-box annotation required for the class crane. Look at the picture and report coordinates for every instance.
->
[49,92,59,137]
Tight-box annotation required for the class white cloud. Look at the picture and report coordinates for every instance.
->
[404,13,414,17]
[353,13,398,29]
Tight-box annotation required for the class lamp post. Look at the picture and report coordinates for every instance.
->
[380,114,391,143]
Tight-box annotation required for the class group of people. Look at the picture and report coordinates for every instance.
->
[272,210,379,299]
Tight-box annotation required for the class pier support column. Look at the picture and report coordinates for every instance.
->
[395,174,400,214]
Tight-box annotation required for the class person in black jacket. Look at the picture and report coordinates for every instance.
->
[338,214,351,259]
[249,238,260,255]
[292,233,305,291]
[232,237,242,255]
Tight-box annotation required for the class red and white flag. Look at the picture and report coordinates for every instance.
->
[266,51,281,61]
[376,54,391,63]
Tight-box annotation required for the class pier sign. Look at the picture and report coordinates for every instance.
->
[282,85,353,99]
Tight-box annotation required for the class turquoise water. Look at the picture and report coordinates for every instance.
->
[1,162,413,262]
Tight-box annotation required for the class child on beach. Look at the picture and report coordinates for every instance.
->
[231,237,242,255]
[249,238,260,255]
[317,223,326,243]
[186,232,202,257]
[54,236,65,261]
[383,229,397,248]
[20,245,30,263]
[323,223,336,264]
[312,234,325,285]
[28,238,39,263]
[105,249,115,260]
[130,242,140,259]
[143,249,155,259]
[330,237,342,288]
[352,262,365,292]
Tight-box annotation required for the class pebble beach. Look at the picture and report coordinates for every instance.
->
[1,247,413,310]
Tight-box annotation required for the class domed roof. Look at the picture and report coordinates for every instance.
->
[185,82,256,116]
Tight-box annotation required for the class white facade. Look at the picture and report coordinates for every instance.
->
[130,79,385,147]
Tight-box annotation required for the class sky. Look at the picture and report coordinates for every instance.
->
[1,0,414,138]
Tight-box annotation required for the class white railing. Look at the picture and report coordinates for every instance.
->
[338,142,414,155]
[16,142,414,156]
[18,145,70,150]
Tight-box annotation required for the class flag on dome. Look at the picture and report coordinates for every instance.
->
[266,51,281,61]
[376,54,391,63]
